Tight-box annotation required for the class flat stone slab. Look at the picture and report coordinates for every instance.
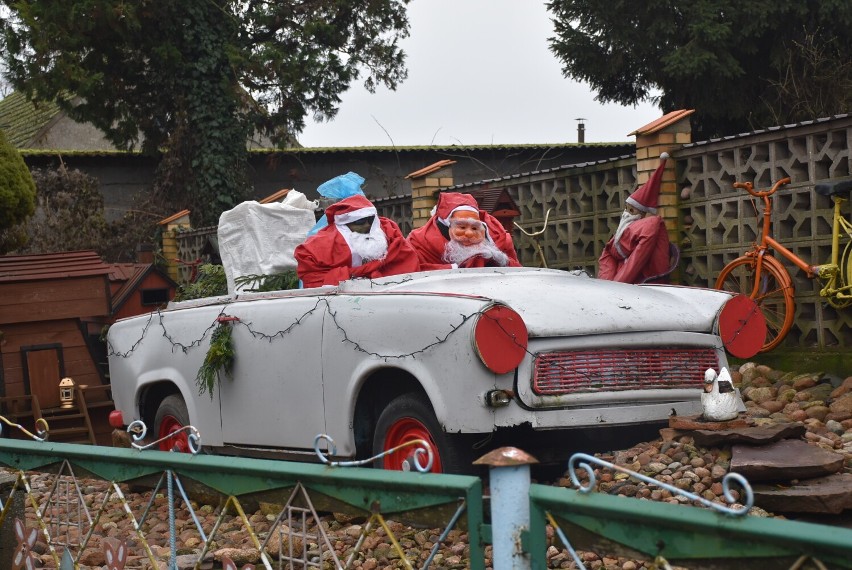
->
[753,473,852,514]
[669,414,749,431]
[692,422,806,447]
[730,439,844,483]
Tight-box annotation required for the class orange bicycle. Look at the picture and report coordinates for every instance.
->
[715,177,852,352]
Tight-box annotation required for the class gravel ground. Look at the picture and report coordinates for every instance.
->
[7,362,852,569]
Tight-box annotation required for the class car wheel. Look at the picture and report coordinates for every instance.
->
[372,393,470,474]
[153,394,191,453]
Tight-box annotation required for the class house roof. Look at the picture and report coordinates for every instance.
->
[0,250,113,283]
[628,109,695,136]
[0,92,64,148]
[465,187,518,213]
[108,262,176,312]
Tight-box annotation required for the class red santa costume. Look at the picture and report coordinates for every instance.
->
[295,195,420,288]
[407,192,522,270]
[598,154,672,284]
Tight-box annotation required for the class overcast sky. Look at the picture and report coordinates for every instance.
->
[298,0,662,148]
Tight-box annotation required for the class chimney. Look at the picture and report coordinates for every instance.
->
[137,243,155,264]
[576,118,586,143]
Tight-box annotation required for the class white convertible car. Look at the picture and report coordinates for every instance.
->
[106,267,762,473]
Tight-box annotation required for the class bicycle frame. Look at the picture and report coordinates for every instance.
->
[717,177,852,352]
[815,195,852,302]
[747,181,851,302]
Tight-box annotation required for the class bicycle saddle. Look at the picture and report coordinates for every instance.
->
[815,179,852,197]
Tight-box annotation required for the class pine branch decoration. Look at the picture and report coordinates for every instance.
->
[196,321,235,398]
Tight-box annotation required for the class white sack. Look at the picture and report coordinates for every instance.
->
[218,191,317,295]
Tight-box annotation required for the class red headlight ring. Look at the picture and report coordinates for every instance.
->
[717,294,766,359]
[473,304,529,374]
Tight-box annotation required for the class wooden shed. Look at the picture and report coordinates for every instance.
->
[0,251,175,444]
[107,262,177,322]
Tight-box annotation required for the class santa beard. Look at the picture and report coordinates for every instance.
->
[343,225,389,265]
[443,238,510,267]
[614,209,642,244]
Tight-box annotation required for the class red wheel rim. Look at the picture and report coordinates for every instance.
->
[158,415,189,453]
[382,418,442,473]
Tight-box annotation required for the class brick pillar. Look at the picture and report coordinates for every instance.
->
[406,160,456,229]
[630,110,694,283]
[157,210,192,282]
[631,111,693,245]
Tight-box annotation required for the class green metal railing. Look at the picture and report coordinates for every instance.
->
[529,484,852,569]
[2,435,852,569]
[0,438,484,569]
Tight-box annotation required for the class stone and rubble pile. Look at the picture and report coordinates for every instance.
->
[7,363,852,569]
[558,363,852,513]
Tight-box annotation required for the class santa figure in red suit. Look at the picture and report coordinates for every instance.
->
[598,153,672,284]
[407,192,522,270]
[295,194,420,288]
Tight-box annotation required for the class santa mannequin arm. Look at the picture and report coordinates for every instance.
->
[295,238,354,288]
[484,217,522,267]
[598,241,617,280]
[299,265,351,288]
[612,232,659,284]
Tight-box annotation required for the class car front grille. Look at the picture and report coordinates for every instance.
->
[532,347,719,395]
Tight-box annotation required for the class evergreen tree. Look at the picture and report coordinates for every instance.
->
[0,1,410,225]
[0,128,35,253]
[546,0,852,138]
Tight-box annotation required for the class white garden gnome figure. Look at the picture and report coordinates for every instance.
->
[701,367,743,422]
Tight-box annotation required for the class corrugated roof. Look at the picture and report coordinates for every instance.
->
[405,160,457,179]
[681,114,851,149]
[628,109,695,136]
[0,250,113,283]
[0,92,65,148]
[444,153,636,191]
[251,142,632,154]
[18,142,633,157]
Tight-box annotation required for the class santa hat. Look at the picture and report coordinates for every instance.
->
[434,193,481,226]
[326,195,377,226]
[625,153,669,215]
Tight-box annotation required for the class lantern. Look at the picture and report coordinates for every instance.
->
[59,377,75,409]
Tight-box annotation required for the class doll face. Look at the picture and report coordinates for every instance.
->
[448,212,486,246]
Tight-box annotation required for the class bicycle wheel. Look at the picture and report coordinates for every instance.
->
[715,255,795,353]
[830,238,852,309]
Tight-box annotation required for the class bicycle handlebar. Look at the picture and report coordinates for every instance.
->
[733,177,791,198]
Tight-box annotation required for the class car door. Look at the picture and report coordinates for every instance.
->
[218,294,326,449]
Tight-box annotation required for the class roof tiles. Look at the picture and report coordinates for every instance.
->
[0,92,64,148]
[0,250,112,282]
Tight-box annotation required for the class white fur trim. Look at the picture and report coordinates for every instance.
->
[334,206,378,226]
[438,205,479,226]
[660,152,670,160]
[625,196,657,215]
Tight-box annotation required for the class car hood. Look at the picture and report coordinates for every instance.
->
[339,267,734,337]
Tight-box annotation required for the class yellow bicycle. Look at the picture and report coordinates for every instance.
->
[715,178,852,352]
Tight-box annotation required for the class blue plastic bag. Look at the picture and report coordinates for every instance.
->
[306,172,366,237]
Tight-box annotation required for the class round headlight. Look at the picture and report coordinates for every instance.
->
[473,304,528,374]
[717,294,766,358]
